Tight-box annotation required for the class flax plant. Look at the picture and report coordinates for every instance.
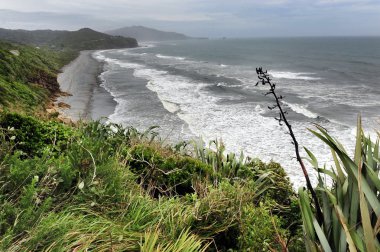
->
[300,117,380,251]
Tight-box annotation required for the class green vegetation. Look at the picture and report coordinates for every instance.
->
[0,27,138,50]
[0,113,302,251]
[0,41,60,82]
[0,113,72,157]
[0,41,76,113]
[299,118,380,251]
[52,28,138,50]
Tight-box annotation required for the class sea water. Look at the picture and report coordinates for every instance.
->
[93,37,380,188]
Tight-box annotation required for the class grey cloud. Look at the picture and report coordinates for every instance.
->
[0,0,379,37]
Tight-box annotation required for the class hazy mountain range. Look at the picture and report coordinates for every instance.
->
[106,26,190,41]
[0,25,197,52]
[0,28,138,50]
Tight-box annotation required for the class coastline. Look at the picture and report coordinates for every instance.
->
[55,50,116,122]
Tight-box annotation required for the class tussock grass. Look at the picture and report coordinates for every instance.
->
[0,113,301,251]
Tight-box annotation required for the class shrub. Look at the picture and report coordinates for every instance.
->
[128,144,212,196]
[0,113,72,157]
[238,202,285,251]
[0,114,295,251]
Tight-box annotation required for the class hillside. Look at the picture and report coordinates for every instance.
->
[0,28,138,50]
[106,26,189,41]
[0,41,67,113]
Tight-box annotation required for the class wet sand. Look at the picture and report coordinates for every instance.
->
[57,51,116,121]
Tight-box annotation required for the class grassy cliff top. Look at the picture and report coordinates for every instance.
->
[0,41,59,83]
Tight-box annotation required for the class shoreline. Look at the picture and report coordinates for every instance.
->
[55,50,116,122]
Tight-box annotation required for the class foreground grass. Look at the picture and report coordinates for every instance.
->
[0,113,303,251]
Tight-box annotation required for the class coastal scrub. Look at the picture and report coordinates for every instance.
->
[0,114,302,251]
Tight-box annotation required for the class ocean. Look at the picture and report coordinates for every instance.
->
[92,37,380,188]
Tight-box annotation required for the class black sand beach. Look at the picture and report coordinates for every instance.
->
[57,49,194,143]
[57,51,116,121]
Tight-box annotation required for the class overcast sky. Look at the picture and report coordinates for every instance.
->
[1,0,380,37]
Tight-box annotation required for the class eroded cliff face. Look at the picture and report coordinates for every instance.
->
[28,70,60,93]
[0,41,64,112]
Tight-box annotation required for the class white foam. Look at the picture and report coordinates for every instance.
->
[255,105,265,114]
[98,70,123,100]
[216,82,243,89]
[92,50,107,61]
[95,51,144,70]
[94,49,357,190]
[282,101,319,119]
[161,100,180,113]
[270,71,321,80]
[156,54,186,61]
[120,60,355,188]
[140,43,156,48]
[284,84,380,108]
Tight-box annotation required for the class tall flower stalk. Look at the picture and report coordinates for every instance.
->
[255,67,323,224]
